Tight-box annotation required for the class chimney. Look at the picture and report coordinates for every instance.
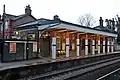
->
[109,19,112,29]
[53,15,60,20]
[99,17,103,26]
[112,18,115,30]
[25,5,32,15]
[105,19,109,27]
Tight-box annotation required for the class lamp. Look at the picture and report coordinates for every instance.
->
[14,31,19,37]
[15,31,19,35]
[42,32,49,38]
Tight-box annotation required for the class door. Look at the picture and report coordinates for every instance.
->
[16,43,24,60]
[40,37,50,57]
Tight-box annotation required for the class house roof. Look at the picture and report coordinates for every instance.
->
[93,25,117,34]
[5,14,18,20]
[5,13,36,21]
[11,14,26,20]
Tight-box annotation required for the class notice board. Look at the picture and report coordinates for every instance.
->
[9,42,16,53]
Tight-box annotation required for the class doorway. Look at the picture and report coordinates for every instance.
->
[40,36,50,57]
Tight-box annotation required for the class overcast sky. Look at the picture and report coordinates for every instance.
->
[0,0,119,26]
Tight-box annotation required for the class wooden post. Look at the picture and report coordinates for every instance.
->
[92,36,95,55]
[66,31,69,57]
[111,37,114,52]
[85,33,88,56]
[107,37,110,53]
[76,33,80,56]
[98,35,100,54]
[52,31,56,59]
[103,36,105,54]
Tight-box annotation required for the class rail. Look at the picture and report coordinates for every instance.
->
[18,56,120,80]
[1,52,120,80]
[96,67,120,80]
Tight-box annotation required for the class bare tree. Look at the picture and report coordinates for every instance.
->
[77,13,96,27]
[115,15,120,43]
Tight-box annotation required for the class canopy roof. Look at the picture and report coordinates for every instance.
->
[16,19,118,37]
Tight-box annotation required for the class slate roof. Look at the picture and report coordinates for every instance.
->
[93,25,117,34]
[5,14,18,20]
[59,20,117,34]
[16,18,59,28]
[15,18,117,34]
[5,14,36,21]
[11,14,25,20]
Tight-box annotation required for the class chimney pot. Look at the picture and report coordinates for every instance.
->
[25,5,32,15]
[99,17,103,26]
[53,15,60,20]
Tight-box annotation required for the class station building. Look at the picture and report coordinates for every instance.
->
[0,5,36,39]
[15,15,117,59]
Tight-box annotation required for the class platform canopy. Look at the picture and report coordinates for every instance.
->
[38,20,117,37]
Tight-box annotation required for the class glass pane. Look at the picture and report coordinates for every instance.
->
[5,22,8,30]
[72,43,75,50]
[56,38,61,50]
[62,43,65,50]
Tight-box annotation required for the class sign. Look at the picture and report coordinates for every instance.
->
[33,42,37,52]
[9,42,16,53]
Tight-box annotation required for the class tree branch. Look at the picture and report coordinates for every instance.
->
[77,13,96,27]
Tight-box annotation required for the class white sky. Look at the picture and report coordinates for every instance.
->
[0,0,120,26]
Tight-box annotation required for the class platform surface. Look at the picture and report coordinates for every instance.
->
[0,51,119,71]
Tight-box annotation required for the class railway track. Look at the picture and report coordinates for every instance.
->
[18,56,120,80]
[96,67,120,80]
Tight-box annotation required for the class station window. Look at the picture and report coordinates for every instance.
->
[71,43,75,50]
[56,37,61,50]
[62,42,65,50]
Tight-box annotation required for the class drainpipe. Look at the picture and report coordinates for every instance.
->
[26,33,29,60]
[36,28,39,58]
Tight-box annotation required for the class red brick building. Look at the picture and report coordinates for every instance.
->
[0,5,36,39]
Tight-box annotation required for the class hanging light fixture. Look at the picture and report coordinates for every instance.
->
[42,32,49,38]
